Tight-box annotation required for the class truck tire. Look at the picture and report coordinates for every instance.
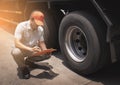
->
[59,11,110,75]
[43,10,58,48]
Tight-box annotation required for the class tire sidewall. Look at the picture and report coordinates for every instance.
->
[59,12,100,72]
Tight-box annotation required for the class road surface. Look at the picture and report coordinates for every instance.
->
[0,27,120,85]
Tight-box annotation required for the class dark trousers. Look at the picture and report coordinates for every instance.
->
[11,47,51,68]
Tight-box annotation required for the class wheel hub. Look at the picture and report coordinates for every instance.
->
[65,26,88,62]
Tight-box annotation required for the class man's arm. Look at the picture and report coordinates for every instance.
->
[15,38,33,52]
[14,23,40,52]
[14,23,32,51]
[39,41,47,51]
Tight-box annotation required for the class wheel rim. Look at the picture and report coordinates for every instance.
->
[65,26,88,62]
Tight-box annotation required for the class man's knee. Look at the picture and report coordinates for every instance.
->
[11,48,22,57]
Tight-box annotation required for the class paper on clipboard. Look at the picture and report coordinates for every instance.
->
[32,48,56,56]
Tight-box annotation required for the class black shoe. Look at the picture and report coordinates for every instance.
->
[17,66,30,79]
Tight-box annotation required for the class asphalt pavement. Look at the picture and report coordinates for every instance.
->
[0,27,120,85]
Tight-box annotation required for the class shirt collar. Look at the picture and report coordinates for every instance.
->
[27,20,41,31]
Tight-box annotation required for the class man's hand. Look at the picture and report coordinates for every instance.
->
[27,46,41,53]
[32,46,41,52]
[31,48,56,56]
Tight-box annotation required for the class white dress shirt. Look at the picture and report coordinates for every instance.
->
[14,20,44,47]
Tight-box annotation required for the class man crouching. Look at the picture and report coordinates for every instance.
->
[11,10,50,79]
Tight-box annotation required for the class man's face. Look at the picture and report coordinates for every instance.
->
[30,19,39,30]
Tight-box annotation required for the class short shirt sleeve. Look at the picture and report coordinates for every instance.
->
[38,26,44,41]
[40,31,44,41]
[14,23,23,40]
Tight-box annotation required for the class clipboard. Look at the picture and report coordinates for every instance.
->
[32,48,56,56]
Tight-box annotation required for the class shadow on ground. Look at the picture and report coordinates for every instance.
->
[85,61,120,85]
[30,70,59,80]
[54,52,120,85]
[30,62,59,79]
